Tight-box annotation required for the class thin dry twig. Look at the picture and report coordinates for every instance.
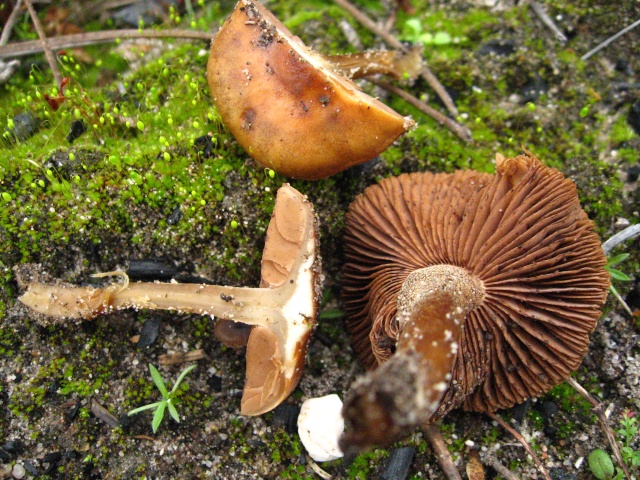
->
[602,223,640,255]
[610,286,634,317]
[424,424,463,480]
[330,0,461,120]
[158,349,206,365]
[0,0,24,46]
[528,1,567,44]
[481,453,521,480]
[23,0,62,87]
[368,77,473,142]
[0,28,213,59]
[486,411,552,480]
[305,454,332,479]
[567,377,632,479]
[581,17,640,61]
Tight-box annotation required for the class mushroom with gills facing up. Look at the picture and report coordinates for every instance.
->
[18,184,321,416]
[206,0,415,180]
[339,152,610,470]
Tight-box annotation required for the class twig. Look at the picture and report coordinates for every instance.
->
[368,77,472,143]
[486,412,552,480]
[305,454,332,479]
[0,29,213,59]
[528,1,567,44]
[602,223,640,255]
[567,377,631,479]
[330,0,460,119]
[0,0,24,46]
[581,17,640,61]
[424,424,463,480]
[610,285,634,317]
[158,349,205,365]
[23,0,62,87]
[481,453,521,480]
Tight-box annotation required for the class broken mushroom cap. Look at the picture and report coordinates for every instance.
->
[206,0,414,180]
[19,184,322,416]
[340,151,610,450]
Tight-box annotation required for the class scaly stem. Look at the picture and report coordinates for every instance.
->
[341,265,484,452]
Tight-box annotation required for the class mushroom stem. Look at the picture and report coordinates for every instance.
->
[19,183,321,417]
[20,278,306,326]
[341,265,484,451]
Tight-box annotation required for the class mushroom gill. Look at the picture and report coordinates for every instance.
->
[340,152,610,450]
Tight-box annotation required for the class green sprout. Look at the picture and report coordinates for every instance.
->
[400,18,452,46]
[605,253,632,297]
[128,363,197,433]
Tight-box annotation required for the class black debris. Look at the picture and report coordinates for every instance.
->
[627,103,640,135]
[137,317,163,348]
[67,119,88,143]
[207,374,223,393]
[127,259,180,281]
[271,403,300,434]
[380,446,416,480]
[477,39,517,56]
[193,134,216,158]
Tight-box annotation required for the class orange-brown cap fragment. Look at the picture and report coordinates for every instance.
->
[342,152,610,418]
[240,183,322,415]
[207,0,414,180]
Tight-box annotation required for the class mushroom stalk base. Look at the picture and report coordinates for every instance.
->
[341,265,484,451]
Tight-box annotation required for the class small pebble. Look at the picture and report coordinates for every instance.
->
[167,206,182,225]
[3,441,24,456]
[11,463,25,480]
[23,461,38,476]
[297,394,344,462]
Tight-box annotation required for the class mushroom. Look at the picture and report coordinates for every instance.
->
[206,0,414,180]
[339,151,610,451]
[18,184,322,416]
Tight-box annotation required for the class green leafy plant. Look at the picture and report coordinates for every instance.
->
[605,253,632,296]
[128,363,196,433]
[588,449,623,480]
[400,18,452,46]
[589,410,640,479]
[619,409,640,468]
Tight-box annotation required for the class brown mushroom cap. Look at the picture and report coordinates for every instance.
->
[342,152,610,418]
[206,0,414,180]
